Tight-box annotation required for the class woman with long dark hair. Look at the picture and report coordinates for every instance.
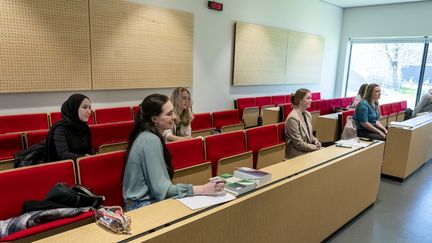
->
[354,83,387,140]
[122,94,223,211]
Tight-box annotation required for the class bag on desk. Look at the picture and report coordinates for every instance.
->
[341,116,357,140]
[95,206,131,234]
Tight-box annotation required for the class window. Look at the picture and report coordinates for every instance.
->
[419,46,432,101]
[344,37,430,109]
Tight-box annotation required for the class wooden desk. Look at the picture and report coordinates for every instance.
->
[310,110,320,132]
[382,113,432,180]
[315,113,340,142]
[262,107,280,125]
[39,142,384,243]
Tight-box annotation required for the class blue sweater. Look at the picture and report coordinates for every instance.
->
[354,100,380,130]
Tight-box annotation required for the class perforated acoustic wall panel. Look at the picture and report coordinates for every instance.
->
[90,0,193,90]
[233,21,324,86]
[285,31,324,84]
[233,22,287,86]
[0,0,91,93]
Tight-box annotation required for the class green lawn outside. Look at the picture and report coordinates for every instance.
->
[399,86,417,94]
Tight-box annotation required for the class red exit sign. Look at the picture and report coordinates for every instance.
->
[208,1,223,11]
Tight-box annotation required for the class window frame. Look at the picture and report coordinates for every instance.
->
[343,36,430,106]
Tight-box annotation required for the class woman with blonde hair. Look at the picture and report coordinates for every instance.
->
[284,88,321,159]
[163,87,194,142]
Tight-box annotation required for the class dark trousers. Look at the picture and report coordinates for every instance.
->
[357,129,386,141]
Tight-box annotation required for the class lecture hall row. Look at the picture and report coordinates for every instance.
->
[0,106,248,168]
[0,91,324,167]
[7,132,387,242]
[235,93,408,132]
[0,123,289,241]
[0,98,429,241]
[0,91,408,168]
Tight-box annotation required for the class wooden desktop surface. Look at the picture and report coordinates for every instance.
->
[382,114,432,179]
[38,142,384,243]
[396,112,432,127]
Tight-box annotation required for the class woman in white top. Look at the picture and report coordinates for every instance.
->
[163,87,194,142]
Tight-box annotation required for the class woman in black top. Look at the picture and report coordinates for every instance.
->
[46,94,94,162]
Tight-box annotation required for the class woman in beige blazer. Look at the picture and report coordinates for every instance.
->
[284,89,321,159]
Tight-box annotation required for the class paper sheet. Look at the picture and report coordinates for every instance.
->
[335,138,370,148]
[177,192,236,210]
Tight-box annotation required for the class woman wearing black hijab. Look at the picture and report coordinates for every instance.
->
[46,94,94,162]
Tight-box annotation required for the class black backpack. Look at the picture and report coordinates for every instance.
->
[14,141,47,168]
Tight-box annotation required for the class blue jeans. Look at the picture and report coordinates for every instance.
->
[124,199,151,211]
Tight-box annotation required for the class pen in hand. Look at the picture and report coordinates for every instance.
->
[209,177,225,192]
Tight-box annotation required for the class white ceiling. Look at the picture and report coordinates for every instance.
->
[321,0,429,8]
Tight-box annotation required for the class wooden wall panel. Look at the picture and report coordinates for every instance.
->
[0,0,91,93]
[90,0,193,90]
[285,31,324,84]
[233,21,324,86]
[233,22,287,86]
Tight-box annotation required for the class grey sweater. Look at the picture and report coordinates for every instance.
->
[413,91,432,117]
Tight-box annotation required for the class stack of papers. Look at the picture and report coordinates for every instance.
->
[335,138,370,148]
[177,193,235,210]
